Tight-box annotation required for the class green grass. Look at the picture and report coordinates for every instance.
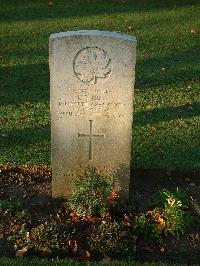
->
[0,0,200,168]
[0,258,178,266]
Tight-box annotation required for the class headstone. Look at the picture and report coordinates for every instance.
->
[50,30,136,199]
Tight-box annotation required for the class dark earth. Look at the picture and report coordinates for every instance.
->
[0,164,199,263]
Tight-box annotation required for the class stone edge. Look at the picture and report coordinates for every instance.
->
[49,30,136,42]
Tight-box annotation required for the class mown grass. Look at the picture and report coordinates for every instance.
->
[0,258,177,266]
[0,0,200,168]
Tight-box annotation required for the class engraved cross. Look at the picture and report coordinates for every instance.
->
[78,120,105,160]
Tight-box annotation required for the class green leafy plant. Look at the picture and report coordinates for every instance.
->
[0,198,22,214]
[0,198,31,251]
[134,212,163,241]
[7,224,29,250]
[88,220,136,258]
[69,166,113,217]
[29,220,75,252]
[156,188,191,238]
[134,188,192,240]
[155,188,187,208]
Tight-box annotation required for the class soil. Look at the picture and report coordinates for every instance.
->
[0,164,199,263]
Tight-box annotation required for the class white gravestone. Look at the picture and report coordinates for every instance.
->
[50,30,136,199]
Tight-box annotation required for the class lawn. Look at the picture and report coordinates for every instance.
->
[0,2,200,264]
[0,0,200,168]
[0,258,172,266]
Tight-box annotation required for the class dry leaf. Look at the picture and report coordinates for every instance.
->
[70,211,79,223]
[24,101,33,108]
[87,216,101,224]
[103,213,112,222]
[19,115,29,120]
[142,244,153,252]
[161,67,166,71]
[67,239,78,253]
[185,177,191,182]
[25,232,30,243]
[119,230,128,238]
[16,247,27,258]
[108,191,119,205]
[128,25,133,31]
[191,29,197,34]
[123,214,133,228]
[48,1,54,5]
[160,246,165,253]
[79,250,91,261]
[149,126,156,133]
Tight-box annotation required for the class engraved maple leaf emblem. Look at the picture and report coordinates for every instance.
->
[74,47,112,84]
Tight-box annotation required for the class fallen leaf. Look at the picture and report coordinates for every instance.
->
[87,216,101,224]
[38,247,51,253]
[24,102,33,108]
[67,239,78,253]
[19,115,29,120]
[16,247,27,258]
[191,29,197,34]
[186,86,192,92]
[161,67,166,71]
[123,214,133,228]
[103,213,112,222]
[119,230,128,238]
[70,211,79,223]
[156,218,165,230]
[179,67,187,71]
[142,244,153,252]
[25,232,30,243]
[48,1,54,5]
[185,177,191,182]
[149,126,156,133]
[160,246,165,253]
[128,25,133,31]
[79,250,91,261]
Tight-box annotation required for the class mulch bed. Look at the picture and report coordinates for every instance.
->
[0,164,199,263]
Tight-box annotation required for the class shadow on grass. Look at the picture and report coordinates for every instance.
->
[0,47,199,105]
[0,125,50,164]
[131,103,200,168]
[136,48,200,89]
[1,0,199,22]
[135,101,200,126]
[1,105,200,167]
[0,62,49,105]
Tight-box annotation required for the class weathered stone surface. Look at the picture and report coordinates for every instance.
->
[50,30,136,199]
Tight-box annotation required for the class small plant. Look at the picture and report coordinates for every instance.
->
[0,198,22,214]
[155,188,187,208]
[134,212,163,241]
[69,166,113,217]
[29,220,75,252]
[134,188,191,240]
[7,224,29,250]
[0,198,31,252]
[156,188,190,238]
[88,220,136,258]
